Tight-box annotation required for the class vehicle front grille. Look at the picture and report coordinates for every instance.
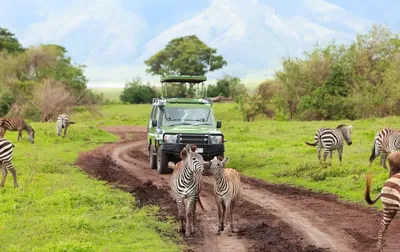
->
[178,134,209,144]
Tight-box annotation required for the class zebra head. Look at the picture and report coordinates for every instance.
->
[206,156,230,176]
[28,129,35,144]
[182,144,205,174]
[337,124,353,145]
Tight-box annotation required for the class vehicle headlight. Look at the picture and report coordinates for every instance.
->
[164,134,178,143]
[210,135,223,144]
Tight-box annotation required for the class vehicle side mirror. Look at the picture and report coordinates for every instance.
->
[216,121,222,128]
[151,119,157,127]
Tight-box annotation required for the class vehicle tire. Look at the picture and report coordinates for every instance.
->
[149,145,157,169]
[157,147,169,174]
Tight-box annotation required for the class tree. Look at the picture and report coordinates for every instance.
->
[145,35,227,76]
[120,77,157,104]
[206,75,246,98]
[0,28,24,53]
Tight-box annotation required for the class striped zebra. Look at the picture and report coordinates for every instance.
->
[206,156,241,235]
[365,152,400,252]
[56,114,75,137]
[171,144,205,237]
[305,124,353,164]
[369,128,400,169]
[0,118,35,144]
[0,138,18,188]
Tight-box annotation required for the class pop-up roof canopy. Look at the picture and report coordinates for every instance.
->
[160,75,207,83]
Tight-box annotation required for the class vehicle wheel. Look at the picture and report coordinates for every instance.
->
[157,147,169,174]
[149,145,157,169]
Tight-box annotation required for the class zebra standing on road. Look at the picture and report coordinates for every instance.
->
[171,144,205,237]
[56,114,75,137]
[305,124,353,164]
[205,156,241,235]
[0,138,18,188]
[369,128,400,169]
[0,118,35,144]
[365,152,400,251]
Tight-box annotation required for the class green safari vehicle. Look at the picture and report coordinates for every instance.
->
[147,75,225,174]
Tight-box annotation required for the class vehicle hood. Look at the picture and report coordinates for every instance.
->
[162,125,222,135]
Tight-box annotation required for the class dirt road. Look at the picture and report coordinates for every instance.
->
[76,126,400,252]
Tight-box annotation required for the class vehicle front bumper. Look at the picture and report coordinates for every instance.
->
[160,144,224,160]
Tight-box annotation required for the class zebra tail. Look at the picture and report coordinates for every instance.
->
[365,173,381,205]
[369,139,377,163]
[305,141,317,146]
[197,195,205,211]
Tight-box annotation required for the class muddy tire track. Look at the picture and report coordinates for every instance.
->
[76,126,400,252]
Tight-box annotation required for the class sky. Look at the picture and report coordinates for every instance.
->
[1,0,399,87]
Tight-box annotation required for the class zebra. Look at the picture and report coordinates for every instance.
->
[205,156,241,235]
[170,144,205,237]
[0,138,18,188]
[0,118,35,144]
[56,114,76,137]
[369,128,400,169]
[365,152,400,252]
[305,124,353,165]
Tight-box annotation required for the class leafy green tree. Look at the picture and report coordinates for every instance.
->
[0,28,24,53]
[120,77,157,104]
[206,75,245,98]
[145,35,227,76]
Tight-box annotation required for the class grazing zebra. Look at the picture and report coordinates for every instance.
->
[171,144,205,237]
[305,124,353,164]
[0,138,18,188]
[56,114,76,137]
[369,128,400,169]
[365,152,400,252]
[205,156,241,235]
[0,118,35,144]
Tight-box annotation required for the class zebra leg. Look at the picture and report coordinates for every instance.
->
[63,126,68,138]
[176,198,185,233]
[329,150,333,161]
[191,196,197,234]
[185,197,196,236]
[216,200,222,235]
[323,148,330,163]
[0,163,7,187]
[4,161,17,188]
[338,148,343,165]
[17,130,22,141]
[377,208,398,252]
[221,201,226,232]
[317,146,322,163]
[381,154,388,169]
[225,200,234,236]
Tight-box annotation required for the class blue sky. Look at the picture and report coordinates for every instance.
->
[1,0,399,87]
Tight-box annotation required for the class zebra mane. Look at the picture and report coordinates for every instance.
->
[336,124,348,129]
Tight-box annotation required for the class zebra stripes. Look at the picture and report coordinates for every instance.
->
[56,114,75,137]
[305,124,353,164]
[0,138,18,188]
[171,144,205,236]
[0,118,35,144]
[369,128,400,169]
[206,156,241,235]
[365,152,400,252]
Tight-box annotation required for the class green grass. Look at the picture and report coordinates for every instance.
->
[73,103,399,209]
[0,122,182,251]
[91,88,123,102]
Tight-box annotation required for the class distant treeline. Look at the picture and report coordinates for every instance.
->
[0,27,103,121]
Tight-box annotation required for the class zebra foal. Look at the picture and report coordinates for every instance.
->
[170,144,205,236]
[56,114,76,137]
[0,118,35,144]
[205,156,241,235]
[369,128,400,169]
[0,138,18,188]
[305,124,353,165]
[365,152,400,251]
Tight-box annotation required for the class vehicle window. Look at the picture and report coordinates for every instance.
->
[150,106,156,120]
[162,108,214,126]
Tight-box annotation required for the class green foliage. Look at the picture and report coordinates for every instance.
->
[272,24,400,121]
[0,27,24,53]
[0,119,182,251]
[207,75,246,98]
[120,77,157,104]
[145,35,227,76]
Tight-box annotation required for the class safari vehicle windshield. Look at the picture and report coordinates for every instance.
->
[162,108,214,126]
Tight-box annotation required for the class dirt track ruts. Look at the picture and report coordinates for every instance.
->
[76,126,400,252]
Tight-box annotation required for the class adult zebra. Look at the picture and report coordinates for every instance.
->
[170,144,205,237]
[369,128,400,169]
[0,138,18,188]
[305,124,353,164]
[0,118,35,144]
[56,114,75,137]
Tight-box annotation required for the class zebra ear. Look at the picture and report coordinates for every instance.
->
[213,156,218,160]
[348,125,353,129]
[223,156,230,164]
[184,144,191,153]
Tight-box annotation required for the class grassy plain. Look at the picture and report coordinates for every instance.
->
[79,102,399,209]
[91,88,123,102]
[0,120,182,251]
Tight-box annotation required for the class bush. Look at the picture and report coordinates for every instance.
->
[120,77,157,104]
